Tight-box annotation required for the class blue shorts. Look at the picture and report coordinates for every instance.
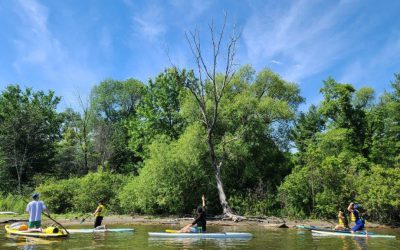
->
[190,227,202,233]
[352,223,364,232]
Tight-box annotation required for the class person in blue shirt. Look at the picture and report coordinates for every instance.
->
[347,202,365,233]
[26,193,50,231]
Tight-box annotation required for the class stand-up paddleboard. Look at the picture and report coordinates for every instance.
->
[5,225,68,238]
[149,232,253,238]
[312,229,396,238]
[67,228,134,233]
[296,225,351,233]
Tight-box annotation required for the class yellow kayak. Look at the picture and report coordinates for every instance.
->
[5,225,68,238]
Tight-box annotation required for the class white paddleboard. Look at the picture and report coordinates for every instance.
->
[68,228,134,233]
[312,230,396,238]
[148,232,252,238]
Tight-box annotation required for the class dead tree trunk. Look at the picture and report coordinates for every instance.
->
[185,15,241,218]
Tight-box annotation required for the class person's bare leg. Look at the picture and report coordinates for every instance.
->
[179,224,191,233]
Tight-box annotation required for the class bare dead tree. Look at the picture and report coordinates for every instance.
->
[75,94,92,173]
[185,15,240,217]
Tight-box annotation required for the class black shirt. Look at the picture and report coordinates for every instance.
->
[191,212,206,232]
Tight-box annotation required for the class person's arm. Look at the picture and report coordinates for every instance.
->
[26,203,30,213]
[202,194,206,208]
[347,203,354,213]
[192,216,201,225]
[42,202,50,216]
[93,206,101,216]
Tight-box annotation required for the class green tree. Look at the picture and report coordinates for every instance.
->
[120,124,210,214]
[356,165,400,223]
[0,85,61,193]
[128,68,188,158]
[369,73,400,166]
[319,78,375,157]
[90,78,145,173]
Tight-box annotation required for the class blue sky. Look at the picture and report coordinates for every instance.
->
[0,0,399,111]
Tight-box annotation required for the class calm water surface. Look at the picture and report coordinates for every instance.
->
[1,224,399,249]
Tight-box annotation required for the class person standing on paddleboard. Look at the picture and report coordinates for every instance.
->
[26,193,50,231]
[347,202,365,233]
[180,194,206,233]
[93,200,107,229]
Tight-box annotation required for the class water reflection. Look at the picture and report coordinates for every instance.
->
[3,234,65,249]
[1,224,399,249]
[312,232,369,250]
[148,237,252,249]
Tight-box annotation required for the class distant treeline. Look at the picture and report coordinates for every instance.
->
[0,66,399,223]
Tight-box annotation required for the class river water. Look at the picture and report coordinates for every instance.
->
[0,224,399,249]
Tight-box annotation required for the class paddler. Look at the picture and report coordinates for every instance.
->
[180,194,206,233]
[92,200,107,229]
[334,209,349,230]
[347,202,365,232]
[26,193,50,231]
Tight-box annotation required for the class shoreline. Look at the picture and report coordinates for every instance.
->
[0,215,395,229]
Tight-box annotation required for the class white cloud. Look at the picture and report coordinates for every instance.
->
[12,0,101,109]
[270,60,283,65]
[339,32,400,87]
[242,0,361,83]
[132,5,166,42]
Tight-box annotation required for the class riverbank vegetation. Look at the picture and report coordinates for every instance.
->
[1,69,399,224]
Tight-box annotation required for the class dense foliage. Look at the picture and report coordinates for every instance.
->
[0,70,399,223]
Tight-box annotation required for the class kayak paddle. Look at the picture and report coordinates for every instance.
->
[80,214,91,224]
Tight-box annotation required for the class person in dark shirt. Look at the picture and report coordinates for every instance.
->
[180,194,206,233]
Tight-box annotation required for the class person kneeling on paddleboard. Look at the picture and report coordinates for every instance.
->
[334,210,349,230]
[26,193,50,232]
[180,194,206,233]
[93,200,107,229]
[347,202,365,233]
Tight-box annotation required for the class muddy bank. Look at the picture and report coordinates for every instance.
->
[0,215,392,229]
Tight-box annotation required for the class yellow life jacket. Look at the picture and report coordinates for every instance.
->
[95,204,106,217]
[45,227,59,234]
[350,209,358,222]
[338,217,345,225]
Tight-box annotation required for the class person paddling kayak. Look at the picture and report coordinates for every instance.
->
[26,193,50,231]
[347,202,365,233]
[93,200,107,229]
[180,194,206,233]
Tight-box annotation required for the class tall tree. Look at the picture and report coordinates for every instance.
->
[184,16,240,216]
[128,68,188,158]
[0,85,61,193]
[319,77,374,157]
[90,78,145,172]
[370,73,400,166]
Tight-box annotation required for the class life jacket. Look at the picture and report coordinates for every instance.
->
[350,209,359,222]
[45,227,59,234]
[95,204,106,217]
[338,217,346,226]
